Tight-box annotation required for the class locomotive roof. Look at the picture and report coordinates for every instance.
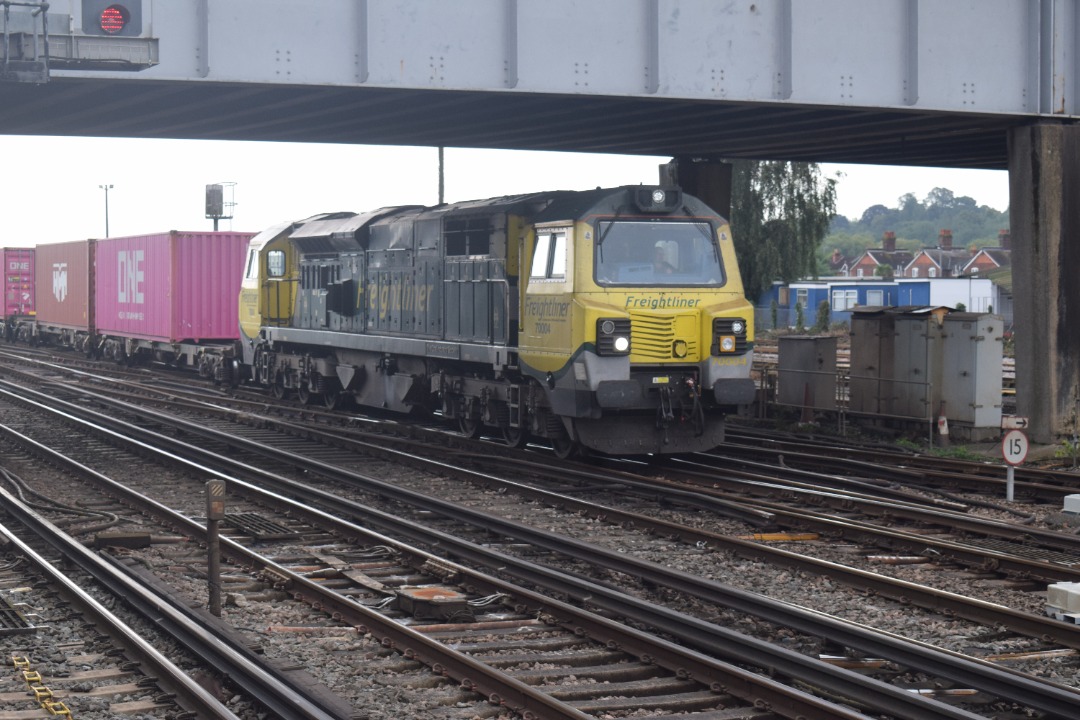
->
[406,192,556,220]
[247,219,299,252]
[396,185,714,225]
[279,186,718,248]
[531,186,642,223]
[530,186,720,224]
[290,208,419,238]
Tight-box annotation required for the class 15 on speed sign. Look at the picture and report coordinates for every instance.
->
[1002,429,1029,465]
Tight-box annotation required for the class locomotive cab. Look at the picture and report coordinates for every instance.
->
[239,220,302,363]
[518,185,756,455]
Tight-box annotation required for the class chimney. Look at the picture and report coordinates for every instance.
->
[939,229,953,249]
[831,249,842,262]
[882,231,896,252]
[998,229,1010,249]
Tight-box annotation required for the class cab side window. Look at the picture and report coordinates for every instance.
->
[530,231,566,280]
[267,250,286,278]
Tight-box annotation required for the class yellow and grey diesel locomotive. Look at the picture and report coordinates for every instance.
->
[238,182,755,456]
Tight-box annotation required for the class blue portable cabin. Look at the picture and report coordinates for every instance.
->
[827,279,931,324]
[756,278,932,329]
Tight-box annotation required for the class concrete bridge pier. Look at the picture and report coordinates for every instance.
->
[1008,123,1080,443]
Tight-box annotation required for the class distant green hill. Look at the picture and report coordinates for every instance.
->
[821,187,1009,271]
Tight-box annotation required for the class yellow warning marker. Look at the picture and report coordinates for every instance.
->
[738,533,820,542]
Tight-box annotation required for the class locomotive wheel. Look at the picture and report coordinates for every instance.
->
[270,381,286,400]
[458,416,482,439]
[502,425,528,448]
[298,385,316,405]
[551,434,578,460]
[323,388,343,410]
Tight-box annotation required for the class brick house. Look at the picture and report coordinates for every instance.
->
[905,230,974,278]
[849,231,914,279]
[826,248,851,276]
[962,229,1012,275]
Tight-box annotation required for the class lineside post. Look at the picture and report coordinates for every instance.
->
[206,479,226,617]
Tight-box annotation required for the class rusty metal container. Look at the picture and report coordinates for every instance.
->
[34,240,94,331]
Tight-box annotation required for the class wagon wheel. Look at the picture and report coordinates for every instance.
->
[270,380,286,400]
[458,416,482,439]
[297,385,314,405]
[502,424,528,449]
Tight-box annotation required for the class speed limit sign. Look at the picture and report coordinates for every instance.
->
[1002,429,1029,465]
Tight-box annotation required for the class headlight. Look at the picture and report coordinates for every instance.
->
[711,317,749,356]
[597,317,632,356]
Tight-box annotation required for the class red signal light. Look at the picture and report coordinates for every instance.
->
[99,5,130,34]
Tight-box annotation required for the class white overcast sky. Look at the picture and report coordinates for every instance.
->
[0,135,1010,244]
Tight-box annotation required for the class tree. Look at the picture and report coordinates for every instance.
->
[730,160,838,301]
[859,204,890,224]
[822,186,1009,251]
[925,187,956,209]
[874,264,894,280]
[812,300,830,333]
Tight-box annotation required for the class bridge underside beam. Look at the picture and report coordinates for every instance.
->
[1008,123,1080,442]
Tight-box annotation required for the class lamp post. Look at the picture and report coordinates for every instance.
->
[98,184,113,237]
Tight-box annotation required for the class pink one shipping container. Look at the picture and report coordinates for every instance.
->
[94,231,254,343]
[3,248,35,317]
[34,240,94,332]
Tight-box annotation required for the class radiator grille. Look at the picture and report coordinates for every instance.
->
[630,313,699,360]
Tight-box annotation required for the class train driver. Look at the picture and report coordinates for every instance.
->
[653,243,676,275]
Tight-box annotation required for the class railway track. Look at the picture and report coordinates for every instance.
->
[0,378,887,719]
[0,500,272,719]
[2,349,1080,717]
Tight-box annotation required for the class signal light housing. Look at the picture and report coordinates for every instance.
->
[83,1,142,37]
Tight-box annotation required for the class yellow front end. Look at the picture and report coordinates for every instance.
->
[518,208,756,454]
[238,221,300,356]
[520,216,755,385]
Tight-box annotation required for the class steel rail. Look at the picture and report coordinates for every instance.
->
[714,438,1078,502]
[425,453,1080,650]
[0,387,879,720]
[0,498,246,720]
[10,382,1080,720]
[658,457,1080,557]
[0,387,598,720]
[65,377,1080,647]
